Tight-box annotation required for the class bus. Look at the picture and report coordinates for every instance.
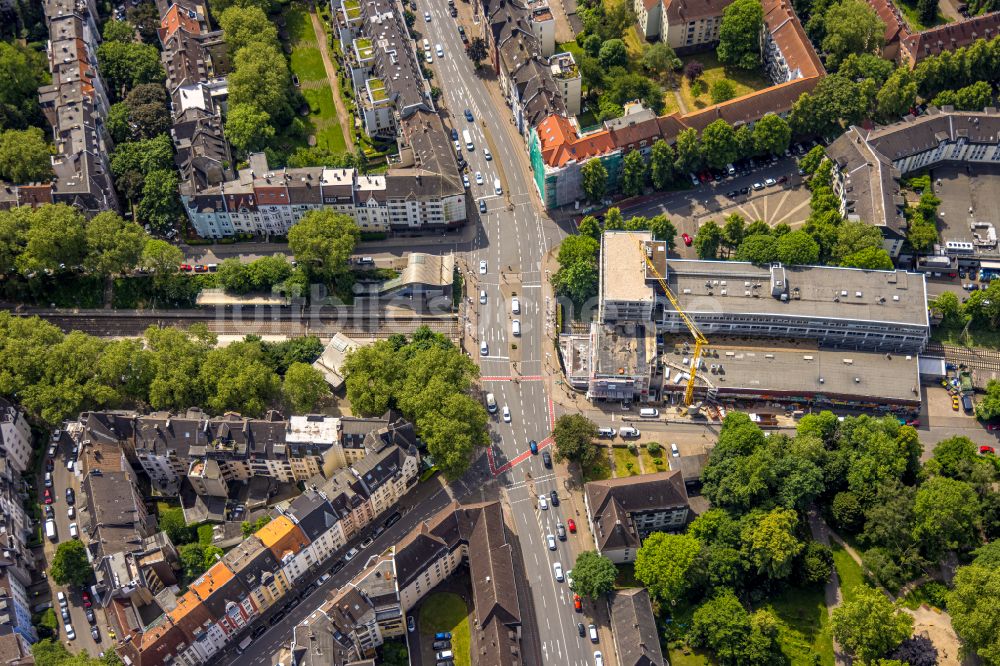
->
[462,129,474,151]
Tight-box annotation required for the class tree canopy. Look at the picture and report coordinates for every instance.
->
[718,0,765,69]
[571,551,617,598]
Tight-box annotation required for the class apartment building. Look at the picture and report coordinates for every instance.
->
[278,489,347,582]
[828,107,1000,242]
[584,471,690,563]
[36,0,119,215]
[255,515,311,591]
[222,536,286,615]
[0,400,31,475]
[636,0,664,40]
[530,0,821,208]
[0,569,37,645]
[610,588,666,666]
[95,533,180,609]
[0,626,34,664]
[659,0,729,51]
[82,468,156,561]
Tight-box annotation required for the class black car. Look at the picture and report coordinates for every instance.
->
[330,561,346,575]
[550,490,559,506]
[451,128,458,141]
[65,488,74,505]
[384,511,402,528]
[578,622,586,637]
[432,640,451,649]
[252,624,268,639]
[268,612,286,626]
[85,608,95,624]
[542,450,552,468]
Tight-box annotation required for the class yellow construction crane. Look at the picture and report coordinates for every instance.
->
[633,234,708,406]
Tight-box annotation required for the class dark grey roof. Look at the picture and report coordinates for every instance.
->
[361,0,429,116]
[221,535,280,590]
[287,489,341,542]
[172,108,233,191]
[84,469,151,558]
[610,588,666,666]
[585,471,689,553]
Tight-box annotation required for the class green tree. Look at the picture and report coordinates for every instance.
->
[577,215,602,240]
[648,213,677,248]
[717,0,764,69]
[141,239,183,279]
[381,641,409,666]
[821,0,885,70]
[841,246,894,270]
[721,214,745,256]
[16,204,87,275]
[701,119,738,170]
[736,234,779,264]
[621,150,647,197]
[912,476,981,557]
[711,79,737,104]
[741,507,804,579]
[954,80,993,111]
[102,18,136,43]
[642,42,680,79]
[581,158,608,202]
[50,540,93,586]
[121,83,171,140]
[571,551,617,598]
[282,362,330,412]
[159,507,194,544]
[418,393,488,479]
[833,219,887,262]
[0,127,52,183]
[218,5,278,54]
[694,220,722,259]
[650,139,675,189]
[907,213,938,254]
[96,40,165,98]
[287,210,360,281]
[179,543,209,580]
[776,229,820,265]
[84,211,147,276]
[137,169,182,232]
[552,413,599,466]
[832,585,913,663]
[689,589,752,665]
[948,562,1000,665]
[839,53,896,86]
[225,103,275,155]
[876,68,918,122]
[110,134,174,203]
[598,39,628,69]
[789,74,875,137]
[199,342,280,416]
[553,234,599,303]
[0,43,47,131]
[466,37,488,66]
[832,491,864,532]
[227,43,292,123]
[675,128,703,173]
[634,532,702,604]
[752,114,792,156]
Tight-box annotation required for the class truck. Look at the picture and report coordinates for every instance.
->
[462,129,474,151]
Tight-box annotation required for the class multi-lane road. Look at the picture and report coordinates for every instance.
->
[420,2,601,664]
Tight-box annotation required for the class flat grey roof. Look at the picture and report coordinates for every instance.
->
[602,231,659,303]
[667,260,928,326]
[665,339,920,402]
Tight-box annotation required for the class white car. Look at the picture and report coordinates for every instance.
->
[764,177,777,187]
[479,260,487,274]
[538,495,548,510]
[435,44,443,57]
[484,148,492,160]
[567,570,574,589]
[512,319,520,336]
[480,341,489,356]
[67,506,74,519]
[69,522,79,539]
[425,51,432,63]
[502,405,511,422]
[511,297,520,314]
[65,623,75,641]
[595,651,604,666]
[475,171,484,185]
[57,591,67,608]
[479,290,487,304]
[454,140,461,152]
[424,10,431,20]
[553,562,564,582]
[546,534,556,550]
[463,174,470,188]
[344,547,359,561]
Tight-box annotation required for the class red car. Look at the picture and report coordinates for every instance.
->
[179,264,192,271]
[682,233,693,246]
[43,488,52,504]
[981,445,996,455]
[81,590,92,608]
[574,594,582,611]
[567,519,576,533]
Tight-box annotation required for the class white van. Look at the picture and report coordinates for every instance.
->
[512,320,521,336]
[597,427,616,438]
[494,178,502,195]
[619,426,641,438]
[511,297,520,314]
[463,129,474,151]
[486,393,497,413]
[69,523,79,539]
[671,442,680,457]
[45,519,56,541]
[436,650,454,660]
[640,408,659,418]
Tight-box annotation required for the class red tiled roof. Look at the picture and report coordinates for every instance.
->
[864,0,911,45]
[901,11,1000,65]
[159,3,203,43]
[762,0,824,79]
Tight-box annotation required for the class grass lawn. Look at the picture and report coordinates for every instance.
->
[291,46,327,82]
[832,543,866,604]
[197,524,214,546]
[418,592,470,666]
[679,52,772,111]
[896,0,951,31]
[639,445,667,474]
[932,324,1000,350]
[765,585,836,666]
[901,581,948,611]
[613,446,640,477]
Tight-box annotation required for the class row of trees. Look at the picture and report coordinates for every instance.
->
[342,327,488,478]
[577,114,794,204]
[0,313,329,424]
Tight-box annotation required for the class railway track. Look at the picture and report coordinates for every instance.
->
[12,309,460,340]
[924,342,1000,373]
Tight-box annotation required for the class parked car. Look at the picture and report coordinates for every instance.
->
[479,199,487,213]
[567,519,577,533]
[435,632,452,641]
[408,616,416,632]
[464,109,474,122]
[682,233,692,246]
[43,488,52,505]
[547,534,556,550]
[65,623,75,641]
[80,590,91,608]
[433,640,451,650]
[344,547,359,561]
[553,562,564,581]
[85,608,95,624]
[65,488,74,505]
